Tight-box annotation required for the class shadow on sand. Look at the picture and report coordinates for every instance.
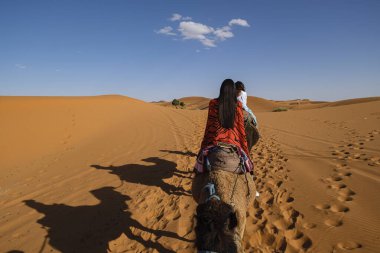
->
[24,186,190,253]
[91,157,192,196]
[160,149,197,157]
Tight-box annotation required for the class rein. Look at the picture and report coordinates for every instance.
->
[198,144,252,253]
[229,157,251,205]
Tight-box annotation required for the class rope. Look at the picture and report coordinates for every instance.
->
[244,171,251,198]
[229,161,242,204]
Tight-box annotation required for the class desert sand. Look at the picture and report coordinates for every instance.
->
[1,95,379,253]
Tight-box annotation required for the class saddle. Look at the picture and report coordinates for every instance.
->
[206,142,245,174]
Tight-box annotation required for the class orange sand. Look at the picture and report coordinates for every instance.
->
[0,95,379,252]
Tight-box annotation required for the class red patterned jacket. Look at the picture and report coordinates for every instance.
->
[201,99,249,156]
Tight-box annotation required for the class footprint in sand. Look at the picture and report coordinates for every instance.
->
[337,195,353,202]
[314,203,330,211]
[284,229,304,240]
[324,218,343,227]
[337,187,355,198]
[329,176,343,182]
[302,222,316,229]
[287,234,312,252]
[336,171,352,177]
[329,203,349,213]
[335,241,362,250]
[328,182,347,190]
[272,218,291,231]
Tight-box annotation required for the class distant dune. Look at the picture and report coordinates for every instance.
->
[156,96,380,113]
[326,97,380,107]
[1,95,380,252]
[157,96,280,112]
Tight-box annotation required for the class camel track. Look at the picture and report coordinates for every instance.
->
[110,108,205,252]
[161,111,316,253]
[243,133,313,253]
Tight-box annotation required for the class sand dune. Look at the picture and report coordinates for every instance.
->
[161,96,380,113]
[1,95,379,252]
[159,96,281,112]
[177,97,211,110]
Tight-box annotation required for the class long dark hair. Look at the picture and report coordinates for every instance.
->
[218,79,237,129]
[235,81,245,92]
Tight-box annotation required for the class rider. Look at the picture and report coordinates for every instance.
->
[235,81,258,126]
[194,79,253,174]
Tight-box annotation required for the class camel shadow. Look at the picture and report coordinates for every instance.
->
[24,187,189,253]
[91,157,191,196]
[160,149,197,157]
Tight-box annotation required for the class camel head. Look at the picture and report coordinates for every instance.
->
[195,198,242,253]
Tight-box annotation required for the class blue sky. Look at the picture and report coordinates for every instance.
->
[0,0,379,101]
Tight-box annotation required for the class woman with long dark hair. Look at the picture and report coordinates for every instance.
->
[194,79,253,174]
[192,79,256,253]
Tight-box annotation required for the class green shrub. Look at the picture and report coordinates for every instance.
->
[272,107,288,112]
[172,99,180,106]
[179,101,185,107]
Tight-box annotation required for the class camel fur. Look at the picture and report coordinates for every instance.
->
[192,170,256,253]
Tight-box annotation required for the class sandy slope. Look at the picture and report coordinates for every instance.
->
[255,101,380,253]
[0,95,203,253]
[1,96,379,253]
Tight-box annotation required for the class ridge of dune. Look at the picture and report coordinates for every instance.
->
[0,94,145,102]
[178,96,211,110]
[326,96,380,107]
[267,96,380,111]
[157,95,380,113]
[247,96,280,112]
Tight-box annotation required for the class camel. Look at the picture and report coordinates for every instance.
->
[243,110,260,151]
[192,168,256,253]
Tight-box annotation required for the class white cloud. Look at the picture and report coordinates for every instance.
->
[179,21,214,39]
[229,18,250,27]
[170,13,182,21]
[156,15,249,48]
[200,37,216,47]
[155,26,176,36]
[214,26,234,40]
[178,21,216,47]
[15,64,26,69]
[170,13,192,22]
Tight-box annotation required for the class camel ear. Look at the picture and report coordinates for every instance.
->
[228,212,238,230]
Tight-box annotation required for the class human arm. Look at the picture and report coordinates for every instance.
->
[238,92,257,125]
